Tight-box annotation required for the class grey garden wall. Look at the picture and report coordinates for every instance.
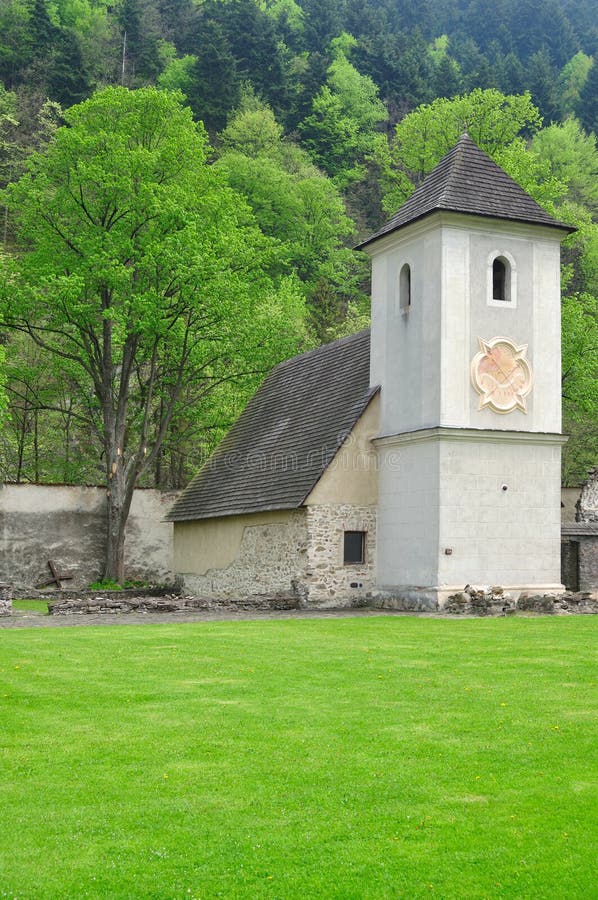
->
[0,484,178,593]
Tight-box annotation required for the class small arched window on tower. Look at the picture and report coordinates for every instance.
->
[399,263,411,312]
[492,256,508,301]
[488,252,517,307]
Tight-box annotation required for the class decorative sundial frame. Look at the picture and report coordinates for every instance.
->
[470,336,533,414]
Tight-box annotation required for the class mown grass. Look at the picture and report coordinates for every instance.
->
[0,616,596,899]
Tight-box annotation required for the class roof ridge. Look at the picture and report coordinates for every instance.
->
[437,137,465,208]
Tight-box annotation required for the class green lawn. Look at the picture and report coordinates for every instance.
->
[0,617,596,899]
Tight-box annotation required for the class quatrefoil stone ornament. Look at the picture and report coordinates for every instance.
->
[470,336,533,414]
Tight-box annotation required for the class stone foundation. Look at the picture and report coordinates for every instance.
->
[176,505,379,608]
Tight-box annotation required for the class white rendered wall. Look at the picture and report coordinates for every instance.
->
[437,432,563,588]
[376,436,440,588]
[369,214,563,436]
[376,430,564,599]
[369,221,443,435]
[367,211,566,602]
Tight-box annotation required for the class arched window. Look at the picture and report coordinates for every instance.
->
[492,256,508,301]
[399,263,411,311]
[488,252,516,307]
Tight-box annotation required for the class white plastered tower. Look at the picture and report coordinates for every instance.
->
[359,134,573,608]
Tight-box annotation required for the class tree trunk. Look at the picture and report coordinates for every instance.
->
[104,470,134,583]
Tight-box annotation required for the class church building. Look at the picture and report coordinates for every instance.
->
[167,135,575,609]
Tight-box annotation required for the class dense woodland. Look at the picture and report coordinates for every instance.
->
[0,0,597,557]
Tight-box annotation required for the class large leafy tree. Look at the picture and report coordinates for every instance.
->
[0,87,304,581]
[216,99,368,340]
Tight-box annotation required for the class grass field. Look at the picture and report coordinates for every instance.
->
[0,616,596,899]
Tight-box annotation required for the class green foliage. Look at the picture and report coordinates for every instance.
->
[87,577,146,590]
[532,118,598,213]
[561,292,598,484]
[559,51,593,116]
[217,100,367,341]
[576,55,598,136]
[299,33,387,188]
[156,51,197,96]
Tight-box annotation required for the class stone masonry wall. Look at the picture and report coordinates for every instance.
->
[0,484,178,592]
[303,505,377,607]
[577,467,598,522]
[573,467,598,591]
[579,537,598,592]
[180,510,308,599]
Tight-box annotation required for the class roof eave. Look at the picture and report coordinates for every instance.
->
[356,207,576,251]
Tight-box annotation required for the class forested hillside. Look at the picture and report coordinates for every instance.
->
[0,0,597,507]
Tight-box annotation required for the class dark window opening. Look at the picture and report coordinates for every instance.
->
[344,530,366,565]
[493,257,508,301]
[399,263,411,310]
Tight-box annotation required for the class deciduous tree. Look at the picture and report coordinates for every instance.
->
[1,87,304,581]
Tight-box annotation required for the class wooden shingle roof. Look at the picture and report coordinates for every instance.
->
[357,133,574,249]
[167,330,377,521]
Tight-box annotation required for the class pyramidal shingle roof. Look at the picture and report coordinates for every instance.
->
[358,133,574,249]
[167,330,377,521]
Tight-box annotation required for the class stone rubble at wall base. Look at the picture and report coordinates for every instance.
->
[443,587,598,616]
[44,587,598,616]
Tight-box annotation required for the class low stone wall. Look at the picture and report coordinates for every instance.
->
[49,592,299,615]
[0,483,178,593]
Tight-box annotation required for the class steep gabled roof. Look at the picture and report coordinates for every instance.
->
[167,330,377,522]
[357,133,574,249]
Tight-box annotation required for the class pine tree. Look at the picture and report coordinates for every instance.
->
[186,21,240,132]
[577,56,598,135]
[527,48,562,123]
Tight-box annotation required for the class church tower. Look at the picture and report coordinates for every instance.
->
[359,134,574,607]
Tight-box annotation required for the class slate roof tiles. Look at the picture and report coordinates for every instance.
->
[167,330,377,521]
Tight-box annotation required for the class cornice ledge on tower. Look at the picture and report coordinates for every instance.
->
[374,426,569,447]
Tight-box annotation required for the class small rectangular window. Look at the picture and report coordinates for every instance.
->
[344,531,366,565]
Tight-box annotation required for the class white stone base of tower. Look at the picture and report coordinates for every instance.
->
[374,428,566,609]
